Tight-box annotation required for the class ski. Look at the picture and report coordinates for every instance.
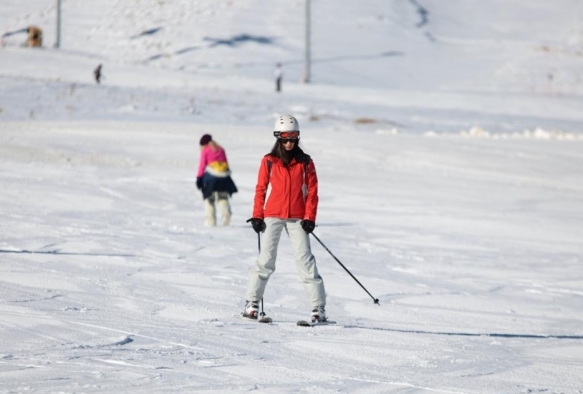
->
[297,320,336,327]
[240,313,273,323]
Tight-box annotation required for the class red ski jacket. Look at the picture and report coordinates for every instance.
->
[252,154,318,221]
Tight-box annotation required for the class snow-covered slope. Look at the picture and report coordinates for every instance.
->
[2,0,583,133]
[1,1,583,393]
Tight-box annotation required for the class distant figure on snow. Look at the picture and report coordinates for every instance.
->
[275,63,283,93]
[196,134,238,226]
[26,26,43,47]
[94,64,102,84]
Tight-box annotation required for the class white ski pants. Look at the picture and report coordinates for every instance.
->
[246,218,326,308]
[204,191,231,226]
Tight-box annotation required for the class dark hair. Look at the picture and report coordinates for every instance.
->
[199,134,212,146]
[269,140,309,167]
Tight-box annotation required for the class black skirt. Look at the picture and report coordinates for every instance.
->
[201,173,238,199]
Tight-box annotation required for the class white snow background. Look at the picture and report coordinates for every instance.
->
[1,1,583,393]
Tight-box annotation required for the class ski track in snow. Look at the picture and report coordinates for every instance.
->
[2,0,583,392]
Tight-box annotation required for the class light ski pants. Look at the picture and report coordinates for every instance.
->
[204,191,231,227]
[246,218,326,308]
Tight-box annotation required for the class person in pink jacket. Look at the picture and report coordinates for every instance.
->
[196,134,237,226]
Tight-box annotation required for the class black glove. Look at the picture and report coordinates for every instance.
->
[300,220,315,234]
[246,218,265,233]
[196,177,203,190]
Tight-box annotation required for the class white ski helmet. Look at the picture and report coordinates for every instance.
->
[273,114,300,138]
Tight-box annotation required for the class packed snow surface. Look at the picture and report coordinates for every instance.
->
[1,1,583,393]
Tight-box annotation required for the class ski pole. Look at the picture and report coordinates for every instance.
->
[311,232,380,305]
[257,232,267,317]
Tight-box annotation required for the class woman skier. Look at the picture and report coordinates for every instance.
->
[244,115,327,323]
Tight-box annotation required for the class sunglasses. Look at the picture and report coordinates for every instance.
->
[274,131,299,139]
[279,138,297,144]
